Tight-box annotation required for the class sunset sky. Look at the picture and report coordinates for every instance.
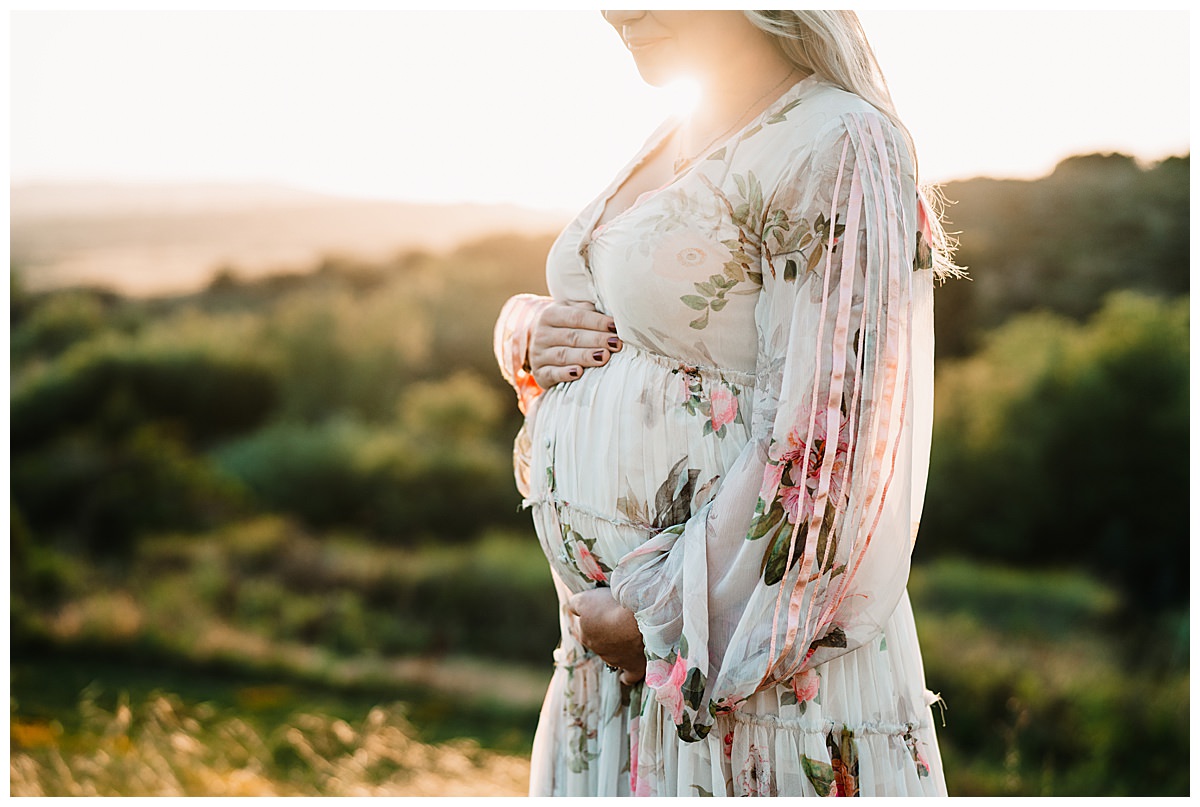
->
[9,8,1192,212]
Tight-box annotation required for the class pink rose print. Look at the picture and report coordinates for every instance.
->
[675,374,692,405]
[645,654,689,724]
[711,695,745,717]
[575,544,607,584]
[904,729,931,778]
[914,746,931,777]
[773,409,851,524]
[761,460,785,502]
[723,730,735,760]
[736,745,773,797]
[791,668,820,703]
[780,483,803,524]
[709,384,739,432]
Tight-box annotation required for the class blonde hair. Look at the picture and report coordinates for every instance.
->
[745,10,963,280]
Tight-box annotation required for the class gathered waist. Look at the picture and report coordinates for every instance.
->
[616,339,757,387]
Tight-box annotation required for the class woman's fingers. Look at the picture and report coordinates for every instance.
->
[542,330,618,357]
[532,364,584,390]
[529,302,623,388]
[541,301,617,334]
[619,667,646,686]
[533,338,621,371]
[567,589,646,676]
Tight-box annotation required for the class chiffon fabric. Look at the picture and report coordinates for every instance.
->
[495,75,947,797]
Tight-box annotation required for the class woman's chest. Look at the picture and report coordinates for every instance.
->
[582,181,765,372]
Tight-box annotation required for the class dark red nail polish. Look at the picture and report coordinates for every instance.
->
[607,337,620,350]
[607,323,618,333]
[569,368,580,378]
[592,350,605,361]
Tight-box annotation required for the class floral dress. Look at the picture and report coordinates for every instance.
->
[494,74,947,797]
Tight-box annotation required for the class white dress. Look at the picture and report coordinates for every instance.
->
[495,74,948,797]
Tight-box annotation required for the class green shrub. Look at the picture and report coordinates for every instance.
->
[921,292,1188,612]
[12,339,279,452]
[10,290,110,362]
[133,519,559,663]
[11,426,247,555]
[257,282,431,422]
[213,374,522,541]
[909,559,1188,796]
[11,506,85,611]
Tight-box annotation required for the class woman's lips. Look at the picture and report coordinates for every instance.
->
[624,37,667,52]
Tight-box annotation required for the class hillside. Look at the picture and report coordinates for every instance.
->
[11,182,569,296]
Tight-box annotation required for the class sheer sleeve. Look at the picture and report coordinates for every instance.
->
[494,293,553,416]
[608,109,936,742]
[494,293,554,498]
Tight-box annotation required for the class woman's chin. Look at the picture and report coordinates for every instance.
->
[629,55,686,88]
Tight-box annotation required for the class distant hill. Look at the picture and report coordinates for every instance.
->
[932,152,1189,356]
[11,182,570,296]
[12,152,1188,310]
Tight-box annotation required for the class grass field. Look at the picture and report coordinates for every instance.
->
[11,675,532,796]
[10,546,1188,797]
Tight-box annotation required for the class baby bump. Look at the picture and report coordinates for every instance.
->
[528,345,755,588]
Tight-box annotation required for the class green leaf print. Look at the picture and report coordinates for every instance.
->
[748,498,784,540]
[814,501,838,569]
[838,728,859,771]
[807,213,847,274]
[679,170,766,329]
[681,272,752,330]
[682,666,706,711]
[693,785,714,797]
[653,457,699,529]
[764,98,803,125]
[775,223,814,259]
[806,245,827,274]
[677,711,694,742]
[801,756,836,797]
[760,524,795,586]
[827,728,861,796]
[762,209,791,245]
[810,626,848,650]
[913,229,933,272]
[747,173,763,214]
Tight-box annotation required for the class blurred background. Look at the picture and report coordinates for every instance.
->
[9,8,1189,797]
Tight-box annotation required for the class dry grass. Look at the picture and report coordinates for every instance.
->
[11,690,530,797]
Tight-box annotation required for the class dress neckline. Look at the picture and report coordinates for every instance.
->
[582,71,822,250]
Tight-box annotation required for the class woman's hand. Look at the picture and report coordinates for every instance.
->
[529,302,622,389]
[567,588,646,685]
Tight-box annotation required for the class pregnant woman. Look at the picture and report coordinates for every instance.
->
[494,10,958,797]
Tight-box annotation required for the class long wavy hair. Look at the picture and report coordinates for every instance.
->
[746,10,963,280]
